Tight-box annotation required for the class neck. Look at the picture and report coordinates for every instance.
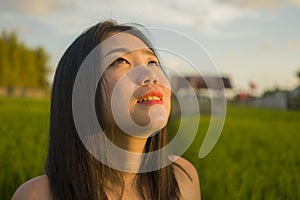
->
[106,126,149,174]
[116,133,148,153]
[109,126,149,153]
[115,128,149,187]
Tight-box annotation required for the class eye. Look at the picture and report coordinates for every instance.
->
[110,58,129,66]
[148,60,159,67]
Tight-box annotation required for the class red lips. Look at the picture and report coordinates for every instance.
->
[137,90,164,105]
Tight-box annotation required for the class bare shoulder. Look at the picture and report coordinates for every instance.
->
[170,155,201,200]
[11,174,52,200]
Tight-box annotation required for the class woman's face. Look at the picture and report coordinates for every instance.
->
[100,31,171,138]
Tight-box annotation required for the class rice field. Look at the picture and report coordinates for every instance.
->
[1,97,300,199]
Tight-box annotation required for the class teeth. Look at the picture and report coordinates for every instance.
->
[153,96,160,100]
[137,96,162,103]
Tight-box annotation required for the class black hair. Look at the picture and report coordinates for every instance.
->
[46,20,181,200]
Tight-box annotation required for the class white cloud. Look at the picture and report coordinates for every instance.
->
[42,0,257,37]
[0,0,73,15]
[215,0,300,9]
[291,0,300,5]
[0,0,259,37]
[258,40,275,50]
[285,39,300,51]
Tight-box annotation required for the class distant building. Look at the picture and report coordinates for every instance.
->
[252,87,300,110]
[172,76,232,91]
[171,75,232,115]
[254,90,288,110]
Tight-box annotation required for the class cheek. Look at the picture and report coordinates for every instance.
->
[103,70,137,94]
[99,74,119,119]
[102,72,127,104]
[102,75,117,94]
[162,87,171,104]
[164,89,171,115]
[104,73,138,115]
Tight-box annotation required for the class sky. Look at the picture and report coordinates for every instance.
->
[0,0,300,95]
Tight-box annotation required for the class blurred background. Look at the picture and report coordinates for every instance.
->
[1,0,300,199]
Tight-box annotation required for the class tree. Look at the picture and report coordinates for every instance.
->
[0,31,49,89]
[0,31,10,86]
[298,70,300,85]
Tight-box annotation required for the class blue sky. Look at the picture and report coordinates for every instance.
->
[1,0,300,95]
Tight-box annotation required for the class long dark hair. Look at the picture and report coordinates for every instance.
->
[46,20,181,200]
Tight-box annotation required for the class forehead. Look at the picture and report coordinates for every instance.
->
[100,32,150,56]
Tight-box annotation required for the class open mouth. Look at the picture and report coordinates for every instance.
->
[137,91,163,104]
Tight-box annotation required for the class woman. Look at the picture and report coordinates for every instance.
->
[12,20,200,200]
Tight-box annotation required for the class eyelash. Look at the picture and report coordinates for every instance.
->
[148,60,159,67]
[110,58,160,67]
[111,58,129,66]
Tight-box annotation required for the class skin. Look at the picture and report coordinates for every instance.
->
[100,32,171,139]
[11,157,201,200]
[11,32,201,200]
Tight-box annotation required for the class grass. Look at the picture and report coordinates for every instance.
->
[184,104,300,200]
[0,97,49,199]
[1,98,300,199]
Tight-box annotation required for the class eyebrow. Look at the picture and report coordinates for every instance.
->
[104,48,156,58]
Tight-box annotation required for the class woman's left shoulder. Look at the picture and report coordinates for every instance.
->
[169,155,201,200]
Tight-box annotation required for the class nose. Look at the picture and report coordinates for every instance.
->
[137,68,159,85]
[142,75,158,85]
[131,65,160,86]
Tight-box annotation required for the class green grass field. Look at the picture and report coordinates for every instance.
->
[1,97,300,199]
[0,97,49,199]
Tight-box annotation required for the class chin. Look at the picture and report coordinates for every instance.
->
[152,118,168,129]
[147,119,168,133]
[137,113,168,128]
[128,119,167,139]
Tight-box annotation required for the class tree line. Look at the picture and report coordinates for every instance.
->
[0,31,49,89]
